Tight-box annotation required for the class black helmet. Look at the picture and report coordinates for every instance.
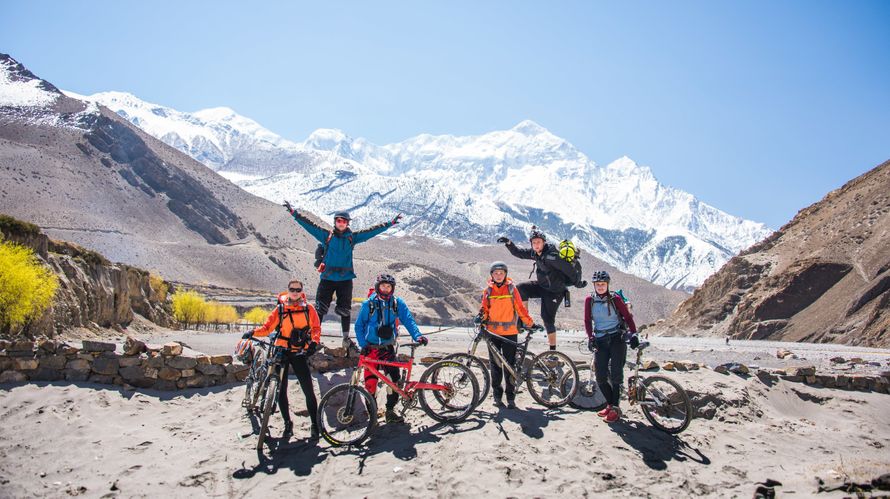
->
[528,225,546,242]
[591,270,611,283]
[489,261,508,274]
[333,211,351,222]
[375,273,396,296]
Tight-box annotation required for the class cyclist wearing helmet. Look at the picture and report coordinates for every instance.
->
[497,227,576,350]
[583,270,639,423]
[242,279,322,439]
[354,273,428,423]
[283,202,402,351]
[477,261,536,408]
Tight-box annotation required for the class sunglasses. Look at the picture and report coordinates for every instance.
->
[335,218,349,223]
[288,287,303,293]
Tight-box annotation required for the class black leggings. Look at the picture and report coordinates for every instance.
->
[594,333,627,407]
[488,334,518,399]
[315,279,353,335]
[278,353,318,427]
[516,281,562,334]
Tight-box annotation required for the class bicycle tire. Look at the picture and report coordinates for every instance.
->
[256,369,280,451]
[526,350,578,408]
[317,384,377,447]
[563,365,607,411]
[441,353,490,409]
[418,360,479,423]
[245,350,267,411]
[639,375,693,434]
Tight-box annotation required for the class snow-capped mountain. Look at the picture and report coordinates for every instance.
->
[82,92,773,290]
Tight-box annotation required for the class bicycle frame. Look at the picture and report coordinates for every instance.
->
[468,326,534,384]
[352,345,449,400]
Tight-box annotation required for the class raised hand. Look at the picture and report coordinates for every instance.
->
[283,200,294,214]
[496,236,511,244]
[391,213,404,225]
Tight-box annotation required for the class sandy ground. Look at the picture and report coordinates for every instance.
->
[2,330,889,498]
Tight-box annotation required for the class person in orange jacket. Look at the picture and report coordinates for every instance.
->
[478,261,537,408]
[244,279,322,439]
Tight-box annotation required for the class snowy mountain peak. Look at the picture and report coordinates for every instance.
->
[0,54,60,108]
[304,128,352,150]
[510,119,549,136]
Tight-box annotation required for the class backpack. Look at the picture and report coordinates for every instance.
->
[274,301,311,349]
[558,240,584,287]
[615,289,632,312]
[314,230,354,268]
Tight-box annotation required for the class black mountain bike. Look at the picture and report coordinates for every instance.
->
[254,332,310,451]
[444,323,578,408]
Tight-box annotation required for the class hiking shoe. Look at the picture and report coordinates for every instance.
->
[309,424,319,440]
[493,397,505,408]
[604,407,621,423]
[385,409,405,424]
[506,398,516,409]
[282,420,294,437]
[597,405,612,418]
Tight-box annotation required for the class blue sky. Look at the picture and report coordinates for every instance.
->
[3,1,888,228]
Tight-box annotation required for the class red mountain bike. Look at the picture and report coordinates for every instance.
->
[317,341,479,446]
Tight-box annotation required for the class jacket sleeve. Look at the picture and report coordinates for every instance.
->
[291,211,328,243]
[397,298,423,341]
[584,296,593,339]
[353,220,395,244]
[253,309,280,338]
[479,288,490,320]
[505,241,534,260]
[613,295,637,333]
[513,287,534,327]
[354,301,370,348]
[308,305,321,344]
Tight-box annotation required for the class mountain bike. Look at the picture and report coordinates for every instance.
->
[564,340,693,433]
[254,333,309,451]
[317,341,479,447]
[444,323,578,408]
[241,338,270,411]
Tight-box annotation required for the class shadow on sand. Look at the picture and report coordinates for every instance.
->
[608,418,710,470]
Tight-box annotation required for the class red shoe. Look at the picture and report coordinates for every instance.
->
[597,405,612,418]
[604,407,621,423]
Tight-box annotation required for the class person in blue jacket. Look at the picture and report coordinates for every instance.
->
[284,202,401,350]
[354,273,428,424]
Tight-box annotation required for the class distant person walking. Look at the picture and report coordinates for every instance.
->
[284,202,401,350]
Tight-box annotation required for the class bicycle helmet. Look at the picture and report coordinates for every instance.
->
[591,270,611,283]
[489,261,509,274]
[374,273,397,298]
[333,211,351,222]
[528,225,547,242]
[233,338,254,363]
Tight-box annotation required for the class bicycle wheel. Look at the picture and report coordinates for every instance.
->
[563,365,607,411]
[256,369,280,451]
[441,353,490,409]
[638,375,693,434]
[418,360,479,423]
[317,384,377,447]
[526,351,578,408]
[245,350,267,411]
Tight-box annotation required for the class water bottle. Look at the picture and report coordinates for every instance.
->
[564,290,571,308]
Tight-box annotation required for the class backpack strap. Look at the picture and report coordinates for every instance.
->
[484,283,519,329]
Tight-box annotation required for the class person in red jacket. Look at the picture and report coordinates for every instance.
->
[583,271,639,423]
[478,261,537,408]
[245,279,322,439]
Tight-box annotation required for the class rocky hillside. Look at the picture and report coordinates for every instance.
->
[0,215,173,338]
[655,159,890,347]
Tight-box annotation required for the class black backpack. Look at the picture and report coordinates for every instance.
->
[558,240,584,287]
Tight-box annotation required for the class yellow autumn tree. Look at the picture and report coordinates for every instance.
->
[243,306,271,326]
[171,289,208,329]
[206,301,239,330]
[0,240,59,334]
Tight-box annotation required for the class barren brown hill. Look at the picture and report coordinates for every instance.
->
[0,53,685,328]
[655,159,890,347]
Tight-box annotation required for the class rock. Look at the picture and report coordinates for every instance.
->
[64,369,91,382]
[781,375,804,383]
[10,341,35,352]
[157,367,181,381]
[162,342,183,357]
[195,355,211,365]
[154,380,178,391]
[835,375,850,388]
[37,339,57,352]
[816,374,837,388]
[65,359,90,371]
[196,364,226,376]
[784,365,816,377]
[166,356,197,370]
[119,365,156,381]
[714,364,730,375]
[0,357,12,371]
[225,363,249,374]
[39,355,68,370]
[76,353,95,361]
[30,368,63,381]
[662,362,676,371]
[805,375,817,384]
[420,356,442,364]
[210,355,232,365]
[185,374,208,388]
[180,369,196,377]
[0,371,28,383]
[145,355,165,369]
[12,359,40,371]
[91,356,119,375]
[850,357,864,365]
[0,340,9,351]
[325,347,348,358]
[118,356,142,368]
[58,344,79,355]
[234,369,250,382]
[82,340,116,353]
[829,356,846,364]
[679,360,700,370]
[776,348,794,359]
[123,336,146,356]
[729,363,750,375]
[640,360,659,370]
